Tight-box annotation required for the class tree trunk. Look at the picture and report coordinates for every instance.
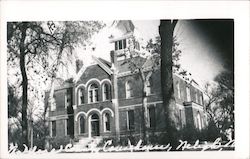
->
[139,70,149,144]
[159,20,178,147]
[19,22,29,149]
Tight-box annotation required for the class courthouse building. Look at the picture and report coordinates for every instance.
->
[45,21,206,142]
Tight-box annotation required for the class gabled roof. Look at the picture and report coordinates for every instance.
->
[73,56,112,83]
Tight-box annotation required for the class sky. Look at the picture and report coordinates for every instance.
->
[76,19,234,88]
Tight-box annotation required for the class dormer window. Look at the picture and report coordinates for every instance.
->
[115,39,127,50]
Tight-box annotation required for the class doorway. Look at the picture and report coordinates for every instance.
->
[90,113,100,137]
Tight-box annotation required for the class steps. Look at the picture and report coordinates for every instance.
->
[72,137,103,150]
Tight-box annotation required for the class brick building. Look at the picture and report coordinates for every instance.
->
[45,21,207,143]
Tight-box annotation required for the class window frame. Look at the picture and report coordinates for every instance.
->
[51,120,56,137]
[88,83,99,103]
[148,106,156,128]
[127,110,135,130]
[176,82,181,99]
[103,113,111,132]
[78,88,85,105]
[125,80,133,98]
[79,116,85,134]
[102,83,110,101]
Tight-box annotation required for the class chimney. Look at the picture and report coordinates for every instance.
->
[76,59,83,73]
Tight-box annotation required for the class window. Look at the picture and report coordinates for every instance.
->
[127,110,135,130]
[195,92,198,103]
[176,82,181,99]
[65,88,72,108]
[65,119,70,136]
[103,84,111,101]
[186,86,191,102]
[88,83,99,103]
[200,95,203,105]
[51,121,56,137]
[50,95,56,111]
[149,107,156,128]
[196,113,202,130]
[79,116,85,134]
[103,113,111,132]
[115,39,127,50]
[125,81,133,98]
[78,88,84,105]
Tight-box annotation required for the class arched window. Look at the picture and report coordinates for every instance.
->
[88,83,99,103]
[196,113,202,130]
[79,116,85,134]
[78,88,84,105]
[103,113,111,132]
[176,82,181,99]
[103,83,111,101]
[195,91,198,103]
[186,86,191,102]
[125,81,133,98]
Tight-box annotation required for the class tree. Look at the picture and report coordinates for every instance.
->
[120,22,183,144]
[7,21,104,149]
[204,70,234,140]
[158,20,179,146]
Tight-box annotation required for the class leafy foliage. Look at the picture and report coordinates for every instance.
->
[7,21,105,149]
[204,70,234,140]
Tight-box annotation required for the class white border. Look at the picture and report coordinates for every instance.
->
[1,1,249,159]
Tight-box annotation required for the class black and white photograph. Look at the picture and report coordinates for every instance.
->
[1,1,249,159]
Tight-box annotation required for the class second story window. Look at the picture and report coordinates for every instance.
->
[103,83,111,101]
[186,86,191,102]
[125,81,133,98]
[115,39,127,50]
[78,88,84,105]
[88,83,99,103]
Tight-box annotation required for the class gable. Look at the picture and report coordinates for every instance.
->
[78,64,111,84]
